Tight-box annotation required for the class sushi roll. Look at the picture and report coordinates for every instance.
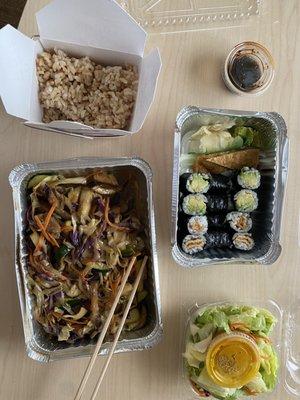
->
[187,216,208,235]
[234,190,258,212]
[182,194,207,216]
[206,194,232,213]
[210,174,233,193]
[186,173,210,194]
[205,231,233,249]
[207,214,227,229]
[226,212,252,233]
[237,167,261,190]
[182,235,206,254]
[233,233,254,250]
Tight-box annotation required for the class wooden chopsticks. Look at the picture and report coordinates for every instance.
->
[74,255,148,400]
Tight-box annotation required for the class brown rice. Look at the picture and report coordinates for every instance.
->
[36,49,138,129]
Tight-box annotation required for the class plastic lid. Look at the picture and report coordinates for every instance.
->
[206,332,260,388]
[119,1,261,34]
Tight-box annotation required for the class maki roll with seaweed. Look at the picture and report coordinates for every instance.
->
[185,173,210,194]
[234,190,258,212]
[187,216,208,235]
[209,174,233,193]
[233,233,254,250]
[226,212,252,232]
[206,194,232,213]
[205,231,233,249]
[237,167,261,190]
[182,235,206,254]
[182,194,207,216]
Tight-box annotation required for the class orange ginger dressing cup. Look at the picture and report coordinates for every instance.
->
[206,332,260,389]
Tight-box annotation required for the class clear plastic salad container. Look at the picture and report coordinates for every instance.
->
[182,300,300,399]
[118,0,261,34]
[171,106,289,268]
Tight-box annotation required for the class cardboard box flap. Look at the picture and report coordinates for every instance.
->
[36,0,147,56]
[131,48,162,133]
[0,25,41,121]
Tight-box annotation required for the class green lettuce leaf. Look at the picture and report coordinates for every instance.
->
[192,322,215,342]
[228,306,276,335]
[191,367,237,399]
[232,126,257,147]
[195,308,231,333]
[245,372,268,393]
[258,340,279,391]
[194,305,277,336]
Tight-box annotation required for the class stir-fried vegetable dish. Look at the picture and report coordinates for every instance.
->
[26,171,148,342]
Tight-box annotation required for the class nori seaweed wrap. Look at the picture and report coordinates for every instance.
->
[205,231,233,249]
[207,214,227,229]
[206,194,232,213]
[209,174,233,193]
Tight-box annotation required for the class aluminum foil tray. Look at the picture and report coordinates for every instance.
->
[9,157,162,362]
[171,106,289,268]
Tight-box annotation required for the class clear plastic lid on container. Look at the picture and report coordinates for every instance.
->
[182,300,300,399]
[118,0,261,34]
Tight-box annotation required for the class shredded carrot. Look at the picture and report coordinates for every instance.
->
[47,232,60,247]
[230,323,251,333]
[242,330,272,344]
[109,274,122,296]
[244,387,258,396]
[29,253,35,266]
[61,225,73,233]
[104,198,130,232]
[34,215,59,247]
[190,380,208,398]
[44,201,57,230]
[253,333,271,343]
[34,234,45,252]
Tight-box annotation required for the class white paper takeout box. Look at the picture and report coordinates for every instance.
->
[0,0,161,138]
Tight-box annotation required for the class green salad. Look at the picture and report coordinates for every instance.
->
[183,304,279,399]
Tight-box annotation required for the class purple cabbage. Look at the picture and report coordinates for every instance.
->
[70,231,80,246]
[96,197,105,213]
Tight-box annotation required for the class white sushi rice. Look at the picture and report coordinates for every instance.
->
[226,212,252,232]
[187,216,208,235]
[182,235,206,254]
[233,233,254,251]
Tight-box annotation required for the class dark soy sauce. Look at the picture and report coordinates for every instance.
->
[229,52,264,92]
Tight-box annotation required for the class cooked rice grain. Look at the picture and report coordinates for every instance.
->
[36,49,138,129]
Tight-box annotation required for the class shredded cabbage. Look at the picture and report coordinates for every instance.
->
[26,171,148,343]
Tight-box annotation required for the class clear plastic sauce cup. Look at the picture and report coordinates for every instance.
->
[222,41,275,96]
